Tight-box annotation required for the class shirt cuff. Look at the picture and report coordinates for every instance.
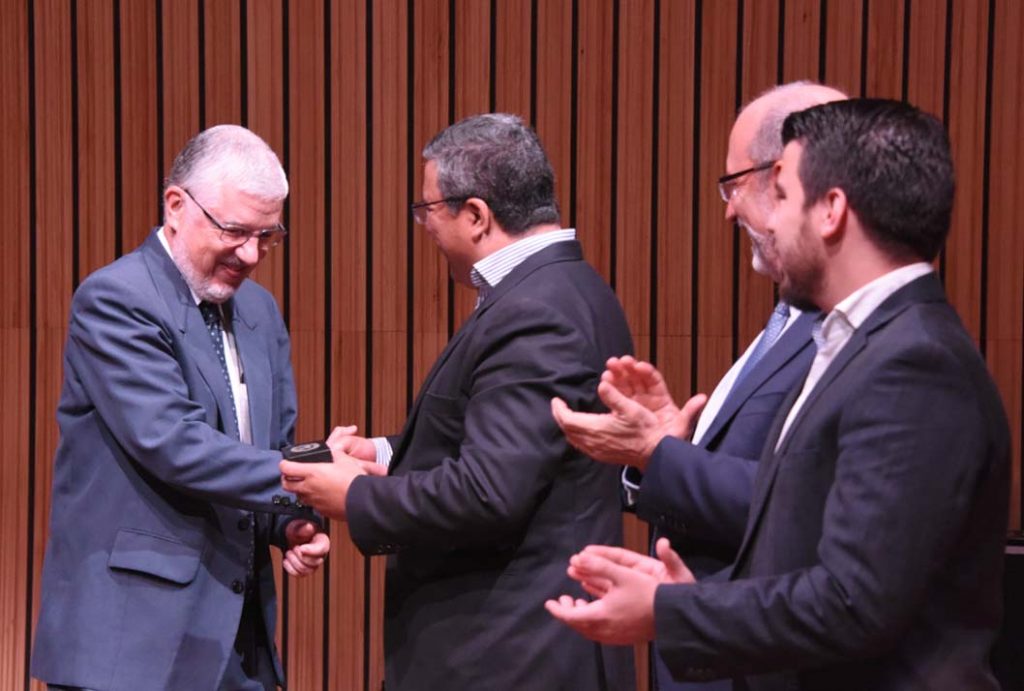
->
[371,437,393,468]
[621,466,643,507]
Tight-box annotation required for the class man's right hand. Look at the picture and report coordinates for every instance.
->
[326,424,376,461]
[551,356,707,471]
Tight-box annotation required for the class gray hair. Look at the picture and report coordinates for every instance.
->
[745,80,849,170]
[423,113,559,234]
[164,125,288,209]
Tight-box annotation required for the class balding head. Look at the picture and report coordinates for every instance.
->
[724,81,848,279]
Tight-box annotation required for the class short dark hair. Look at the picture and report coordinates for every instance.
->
[781,99,954,262]
[423,113,560,234]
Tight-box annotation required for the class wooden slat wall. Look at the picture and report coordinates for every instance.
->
[3,1,1022,689]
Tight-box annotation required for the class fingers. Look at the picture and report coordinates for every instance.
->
[279,459,311,481]
[296,532,331,559]
[596,380,644,418]
[326,425,359,445]
[578,544,647,567]
[655,537,696,584]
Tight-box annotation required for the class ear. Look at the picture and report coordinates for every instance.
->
[462,197,493,242]
[164,185,186,231]
[817,188,848,242]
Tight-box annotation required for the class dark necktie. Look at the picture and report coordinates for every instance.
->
[198,301,239,434]
[200,301,260,665]
[732,301,790,389]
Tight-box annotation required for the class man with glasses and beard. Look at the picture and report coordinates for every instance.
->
[32,125,329,691]
[552,81,845,690]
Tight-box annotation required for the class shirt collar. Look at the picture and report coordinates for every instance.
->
[469,228,576,291]
[818,262,933,345]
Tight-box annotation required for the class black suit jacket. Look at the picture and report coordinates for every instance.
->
[347,241,636,690]
[653,273,1009,690]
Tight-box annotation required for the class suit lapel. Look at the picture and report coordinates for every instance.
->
[730,273,948,576]
[389,241,584,471]
[140,229,240,438]
[700,311,816,449]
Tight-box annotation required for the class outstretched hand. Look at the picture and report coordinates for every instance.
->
[551,356,707,470]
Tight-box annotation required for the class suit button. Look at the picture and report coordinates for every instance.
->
[272,495,282,505]
[237,517,250,531]
[231,580,245,594]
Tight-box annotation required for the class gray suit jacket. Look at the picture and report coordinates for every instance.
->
[654,274,1010,690]
[32,230,307,691]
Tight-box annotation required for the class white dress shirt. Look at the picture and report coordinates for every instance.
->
[775,262,934,450]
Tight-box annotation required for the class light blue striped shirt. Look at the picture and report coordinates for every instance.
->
[372,228,578,467]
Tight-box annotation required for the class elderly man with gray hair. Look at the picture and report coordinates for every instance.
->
[281,113,636,690]
[32,125,329,691]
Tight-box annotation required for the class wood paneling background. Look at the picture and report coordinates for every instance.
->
[2,1,1021,689]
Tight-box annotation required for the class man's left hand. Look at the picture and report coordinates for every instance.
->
[282,520,331,577]
[280,454,365,520]
[545,538,695,645]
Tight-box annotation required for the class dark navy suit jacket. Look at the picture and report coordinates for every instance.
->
[633,308,816,691]
[32,230,308,690]
[654,274,1009,690]
[346,241,636,690]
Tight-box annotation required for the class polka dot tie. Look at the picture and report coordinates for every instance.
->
[199,302,257,598]
[198,301,239,436]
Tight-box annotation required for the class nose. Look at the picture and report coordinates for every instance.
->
[724,197,737,223]
[235,236,262,265]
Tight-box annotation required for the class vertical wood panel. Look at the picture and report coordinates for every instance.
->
[204,0,242,125]
[286,2,327,687]
[575,0,614,279]
[944,0,989,341]
[77,1,117,279]
[656,0,696,403]
[120,1,160,251]
[905,0,947,116]
[823,0,864,96]
[695,0,739,394]
[162,0,201,167]
[494,0,532,118]
[781,0,821,81]
[534,0,574,226]
[865,0,905,98]
[0,1,31,686]
[328,0,369,687]
[988,0,1023,529]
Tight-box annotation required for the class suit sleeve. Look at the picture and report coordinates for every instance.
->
[346,297,600,553]
[653,340,1008,679]
[66,271,305,516]
[637,438,757,549]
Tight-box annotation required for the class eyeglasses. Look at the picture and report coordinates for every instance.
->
[717,161,776,203]
[410,197,467,225]
[182,187,288,248]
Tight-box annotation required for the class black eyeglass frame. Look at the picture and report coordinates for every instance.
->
[181,187,289,249]
[717,160,776,203]
[409,197,469,224]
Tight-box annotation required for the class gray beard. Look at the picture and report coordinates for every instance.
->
[170,242,237,303]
